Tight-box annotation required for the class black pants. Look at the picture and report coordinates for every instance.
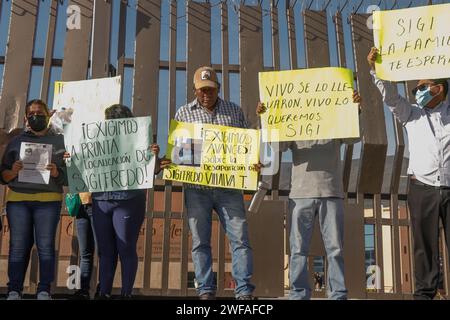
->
[408,180,450,300]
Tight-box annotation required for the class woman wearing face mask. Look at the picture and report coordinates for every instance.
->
[368,48,450,300]
[0,99,67,300]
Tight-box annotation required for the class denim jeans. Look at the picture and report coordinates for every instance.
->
[184,188,255,298]
[288,198,347,300]
[6,201,61,293]
[75,204,97,291]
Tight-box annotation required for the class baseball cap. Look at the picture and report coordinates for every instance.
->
[193,66,219,89]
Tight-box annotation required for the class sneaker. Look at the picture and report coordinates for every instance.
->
[37,291,52,300]
[72,289,90,300]
[119,294,133,300]
[236,294,255,300]
[7,291,22,300]
[199,292,216,300]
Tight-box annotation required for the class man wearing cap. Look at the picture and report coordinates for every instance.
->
[368,48,450,300]
[173,66,255,300]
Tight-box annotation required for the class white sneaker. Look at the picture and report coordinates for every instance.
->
[37,291,52,300]
[7,291,22,300]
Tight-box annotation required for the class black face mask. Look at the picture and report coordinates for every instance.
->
[27,115,48,132]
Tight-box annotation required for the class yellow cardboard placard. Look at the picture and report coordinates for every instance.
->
[163,121,260,190]
[373,3,450,81]
[258,67,359,142]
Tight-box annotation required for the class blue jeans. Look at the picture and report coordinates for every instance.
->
[184,188,255,297]
[75,204,97,291]
[6,201,61,293]
[92,194,145,296]
[289,198,347,300]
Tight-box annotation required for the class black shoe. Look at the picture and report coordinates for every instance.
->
[120,294,133,300]
[72,289,90,300]
[199,292,216,300]
[236,295,255,300]
[94,294,112,300]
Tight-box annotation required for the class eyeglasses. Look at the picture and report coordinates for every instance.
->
[412,83,436,96]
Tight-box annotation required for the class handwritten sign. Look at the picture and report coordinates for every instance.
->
[52,76,121,124]
[373,3,450,81]
[65,116,155,193]
[163,121,259,190]
[258,67,359,142]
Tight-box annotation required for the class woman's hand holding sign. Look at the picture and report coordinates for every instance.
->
[151,143,172,174]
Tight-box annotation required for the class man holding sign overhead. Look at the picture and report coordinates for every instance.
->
[258,67,362,300]
[171,66,256,300]
[369,45,450,300]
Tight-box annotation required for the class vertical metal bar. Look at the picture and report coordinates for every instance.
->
[239,4,263,129]
[183,0,211,296]
[58,0,93,293]
[403,81,417,296]
[61,0,93,81]
[287,5,297,70]
[271,2,280,70]
[221,2,230,101]
[345,193,368,299]
[162,1,178,291]
[142,197,154,294]
[334,12,346,68]
[91,0,112,78]
[0,0,39,131]
[0,0,39,292]
[389,96,406,295]
[161,185,172,294]
[0,0,3,25]
[117,0,128,102]
[303,9,330,67]
[350,13,388,194]
[216,2,229,297]
[390,195,403,294]
[40,0,58,102]
[167,0,182,295]
[186,1,211,102]
[168,0,177,120]
[404,81,418,104]
[406,202,416,294]
[335,11,353,194]
[51,213,63,293]
[373,194,385,293]
[180,195,189,296]
[87,0,112,294]
[390,120,405,194]
[269,1,281,200]
[346,12,365,294]
[133,0,160,130]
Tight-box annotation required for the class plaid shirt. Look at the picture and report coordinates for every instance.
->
[174,98,249,189]
[175,98,248,128]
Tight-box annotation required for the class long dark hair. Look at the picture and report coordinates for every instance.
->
[25,99,50,116]
[104,104,134,120]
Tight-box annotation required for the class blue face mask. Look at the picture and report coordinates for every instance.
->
[415,87,434,108]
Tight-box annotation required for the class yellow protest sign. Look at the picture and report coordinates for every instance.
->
[373,3,450,81]
[163,121,260,190]
[258,67,359,142]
